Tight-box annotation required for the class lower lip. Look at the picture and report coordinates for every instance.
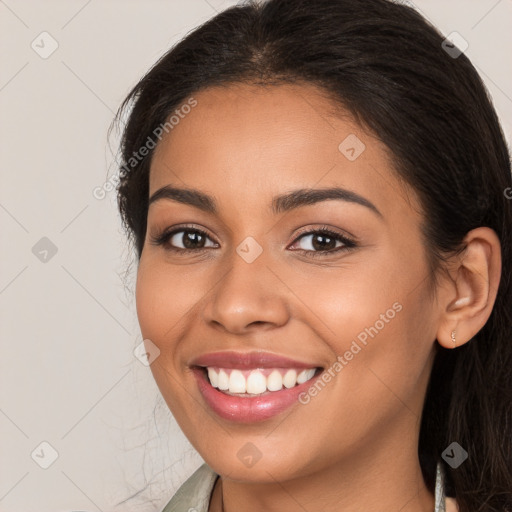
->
[192,367,321,423]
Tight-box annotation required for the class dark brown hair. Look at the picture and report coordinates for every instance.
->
[114,0,512,509]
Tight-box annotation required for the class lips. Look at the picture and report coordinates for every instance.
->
[190,350,321,369]
[190,351,324,423]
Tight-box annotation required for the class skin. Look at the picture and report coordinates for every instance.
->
[135,83,501,512]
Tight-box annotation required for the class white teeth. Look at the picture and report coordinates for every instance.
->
[267,370,283,391]
[218,369,229,390]
[283,369,297,388]
[229,369,246,393]
[246,370,267,394]
[297,368,316,384]
[205,367,318,395]
[207,367,218,388]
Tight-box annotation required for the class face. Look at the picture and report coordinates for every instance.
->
[136,83,440,483]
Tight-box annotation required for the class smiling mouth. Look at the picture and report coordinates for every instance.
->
[196,366,323,396]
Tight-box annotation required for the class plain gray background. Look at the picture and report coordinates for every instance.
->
[1,1,511,511]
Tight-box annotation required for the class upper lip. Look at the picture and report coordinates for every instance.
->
[190,351,323,370]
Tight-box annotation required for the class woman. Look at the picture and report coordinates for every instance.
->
[114,0,512,510]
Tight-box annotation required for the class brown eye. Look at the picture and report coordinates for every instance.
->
[173,230,208,249]
[150,226,218,253]
[289,228,357,258]
[296,232,339,251]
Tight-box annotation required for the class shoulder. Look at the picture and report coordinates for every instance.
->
[159,463,219,512]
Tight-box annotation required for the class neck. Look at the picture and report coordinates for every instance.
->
[209,425,435,512]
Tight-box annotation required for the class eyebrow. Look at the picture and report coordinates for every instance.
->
[148,185,382,218]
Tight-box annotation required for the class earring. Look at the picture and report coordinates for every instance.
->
[451,329,456,346]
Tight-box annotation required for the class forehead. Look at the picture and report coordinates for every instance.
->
[149,82,420,220]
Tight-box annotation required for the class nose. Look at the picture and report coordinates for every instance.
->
[202,250,290,334]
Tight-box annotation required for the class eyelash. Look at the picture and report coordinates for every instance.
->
[149,224,357,259]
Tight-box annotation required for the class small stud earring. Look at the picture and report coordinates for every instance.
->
[451,330,457,346]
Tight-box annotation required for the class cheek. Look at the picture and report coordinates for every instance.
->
[134,260,197,408]
[306,245,435,396]
[135,259,194,346]
[135,262,161,341]
[135,260,182,357]
[293,251,410,342]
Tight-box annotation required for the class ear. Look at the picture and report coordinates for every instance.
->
[436,227,502,349]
